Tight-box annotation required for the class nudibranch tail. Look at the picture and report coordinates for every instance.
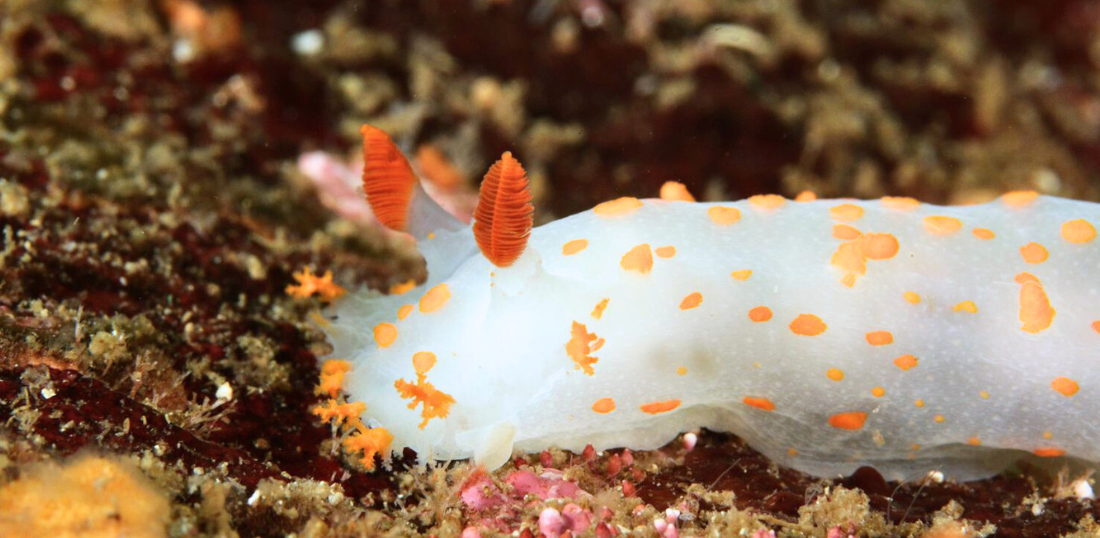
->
[473,151,534,267]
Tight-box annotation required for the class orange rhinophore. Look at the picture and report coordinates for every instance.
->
[473,152,534,267]
[361,124,418,231]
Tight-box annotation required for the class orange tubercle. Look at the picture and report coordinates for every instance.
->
[659,181,695,202]
[473,152,534,267]
[361,124,418,232]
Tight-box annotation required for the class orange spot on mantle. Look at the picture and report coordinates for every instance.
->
[742,396,776,411]
[591,298,609,320]
[1002,190,1039,207]
[680,292,702,310]
[865,330,893,346]
[789,314,827,336]
[893,354,919,371]
[953,301,978,314]
[748,194,786,210]
[397,304,414,320]
[828,411,868,430]
[562,239,588,256]
[707,206,741,225]
[972,228,995,240]
[1062,219,1096,243]
[419,283,451,313]
[830,230,898,287]
[374,323,397,348]
[620,244,654,274]
[1019,242,1048,264]
[880,196,920,211]
[1033,448,1066,458]
[833,224,862,240]
[829,203,864,222]
[1060,217,1095,243]
[1051,376,1079,397]
[1015,272,1055,333]
[924,216,963,235]
[640,399,681,414]
[591,397,616,414]
[594,197,643,217]
[748,306,772,322]
[389,279,416,295]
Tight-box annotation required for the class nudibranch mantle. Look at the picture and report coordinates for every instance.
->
[323,127,1100,481]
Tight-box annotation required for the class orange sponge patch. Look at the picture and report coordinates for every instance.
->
[0,456,170,538]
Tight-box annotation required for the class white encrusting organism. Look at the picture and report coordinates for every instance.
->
[321,125,1100,481]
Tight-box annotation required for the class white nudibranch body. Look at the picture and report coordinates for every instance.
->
[323,127,1100,481]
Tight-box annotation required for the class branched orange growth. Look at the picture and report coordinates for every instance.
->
[394,352,455,429]
[344,424,394,470]
[473,152,534,267]
[565,321,602,375]
[286,267,346,301]
[311,399,366,425]
[316,359,352,397]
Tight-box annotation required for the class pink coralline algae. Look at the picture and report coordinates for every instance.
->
[459,467,592,535]
[538,504,593,538]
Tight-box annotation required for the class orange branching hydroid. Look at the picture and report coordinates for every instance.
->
[473,151,534,267]
[360,124,417,231]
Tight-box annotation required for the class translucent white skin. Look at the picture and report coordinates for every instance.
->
[326,195,1100,481]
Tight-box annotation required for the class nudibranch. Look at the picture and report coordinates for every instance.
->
[320,125,1100,480]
